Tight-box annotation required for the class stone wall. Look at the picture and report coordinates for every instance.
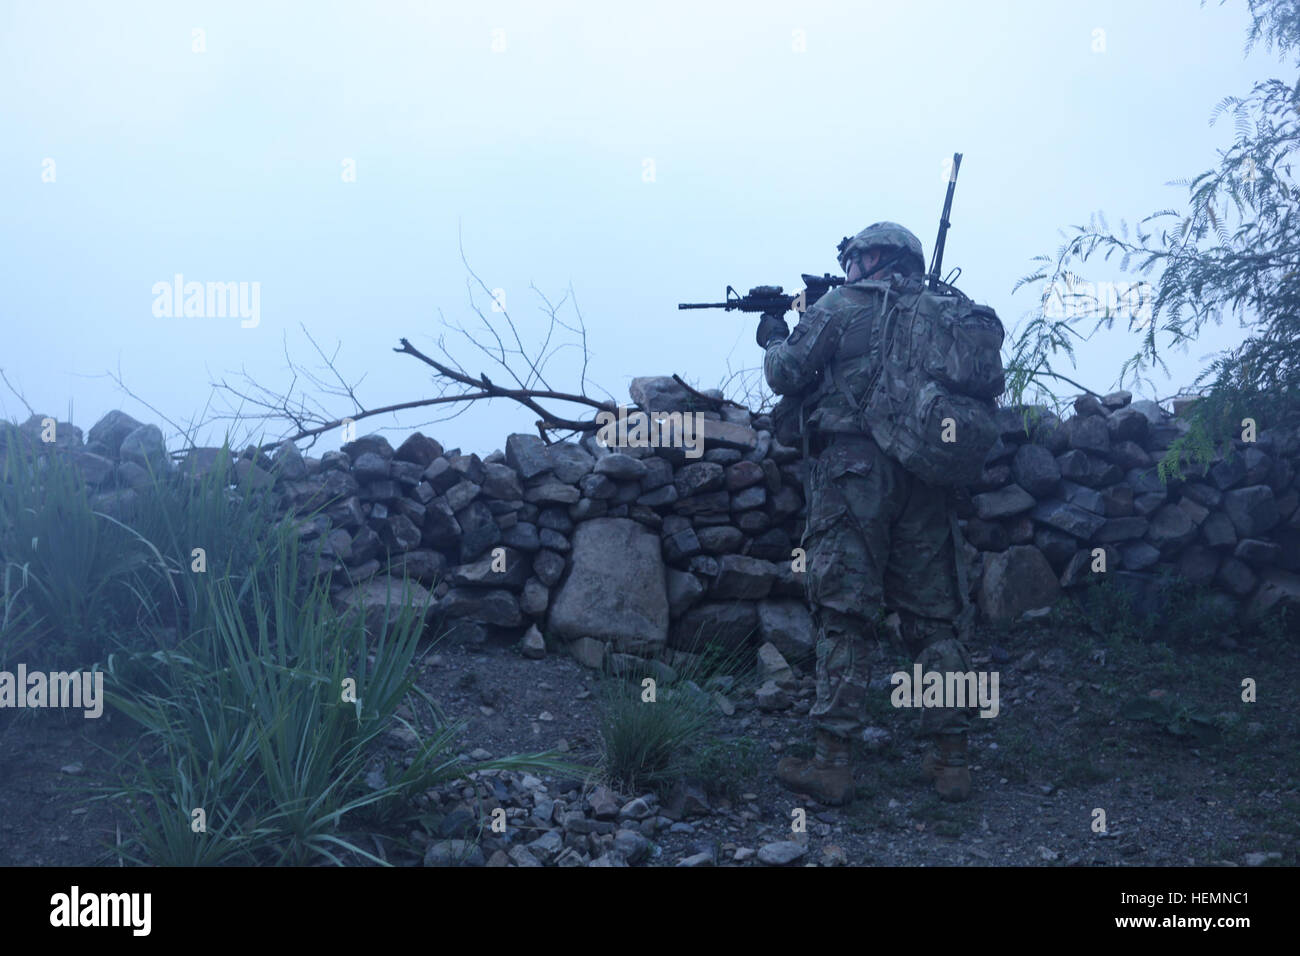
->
[9,376,1299,672]
[960,393,1299,625]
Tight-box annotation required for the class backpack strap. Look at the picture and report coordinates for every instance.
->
[819,279,889,416]
[848,282,924,420]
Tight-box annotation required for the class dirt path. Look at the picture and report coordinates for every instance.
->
[2,618,1296,867]
[412,622,1299,867]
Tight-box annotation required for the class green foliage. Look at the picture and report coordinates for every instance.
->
[681,735,764,801]
[1065,570,1246,647]
[595,643,751,795]
[986,724,1042,784]
[680,638,755,687]
[0,433,169,665]
[1241,0,1300,65]
[100,544,425,864]
[1005,0,1300,451]
[596,675,714,795]
[100,541,574,865]
[120,442,287,638]
[0,418,580,863]
[1119,693,1220,742]
[0,431,290,667]
[0,563,42,670]
[1157,414,1222,483]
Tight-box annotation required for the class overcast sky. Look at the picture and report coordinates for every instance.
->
[0,0,1285,457]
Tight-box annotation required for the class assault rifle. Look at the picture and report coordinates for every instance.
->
[677,272,845,316]
[681,154,966,314]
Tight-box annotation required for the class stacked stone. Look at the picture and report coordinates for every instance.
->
[538,376,817,671]
[192,375,818,663]
[258,374,821,668]
[270,429,536,646]
[962,391,1300,623]
[13,376,1300,666]
[1,410,172,519]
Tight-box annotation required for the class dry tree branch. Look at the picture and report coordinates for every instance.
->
[715,364,772,412]
[457,224,556,394]
[194,257,622,453]
[0,368,37,419]
[550,283,608,402]
[103,361,204,442]
[392,337,613,436]
[183,244,732,455]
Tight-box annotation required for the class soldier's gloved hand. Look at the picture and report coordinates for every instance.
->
[756,312,789,348]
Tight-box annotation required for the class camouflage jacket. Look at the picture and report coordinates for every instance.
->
[764,272,926,435]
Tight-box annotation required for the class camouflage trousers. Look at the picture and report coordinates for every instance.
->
[801,434,972,740]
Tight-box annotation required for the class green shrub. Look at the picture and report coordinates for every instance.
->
[117,442,287,642]
[597,676,713,794]
[0,563,42,670]
[101,537,578,865]
[1067,570,1250,647]
[0,422,580,863]
[596,638,753,795]
[0,435,167,665]
[682,735,764,801]
[0,431,289,667]
[101,540,439,865]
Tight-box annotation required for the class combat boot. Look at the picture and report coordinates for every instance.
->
[922,734,971,802]
[776,730,855,805]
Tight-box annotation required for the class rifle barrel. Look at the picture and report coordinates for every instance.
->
[927,152,963,289]
[677,302,732,310]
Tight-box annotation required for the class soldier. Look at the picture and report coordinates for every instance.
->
[756,222,975,805]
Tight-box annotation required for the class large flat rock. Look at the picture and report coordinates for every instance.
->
[548,517,668,655]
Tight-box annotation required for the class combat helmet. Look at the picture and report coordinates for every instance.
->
[837,221,925,276]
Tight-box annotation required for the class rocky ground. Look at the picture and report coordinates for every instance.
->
[3,611,1296,868]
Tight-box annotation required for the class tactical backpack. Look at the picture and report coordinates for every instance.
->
[845,281,1005,485]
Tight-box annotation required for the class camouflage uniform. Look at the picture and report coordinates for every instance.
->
[764,268,974,743]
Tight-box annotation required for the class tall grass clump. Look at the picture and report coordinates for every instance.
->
[0,428,167,666]
[102,540,438,865]
[1,420,584,862]
[596,633,756,795]
[119,442,287,642]
[101,536,580,865]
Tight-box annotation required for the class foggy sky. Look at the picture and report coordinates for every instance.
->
[0,0,1283,456]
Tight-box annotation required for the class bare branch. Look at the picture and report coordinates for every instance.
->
[187,240,724,456]
[393,337,613,435]
[0,368,36,418]
[670,373,749,411]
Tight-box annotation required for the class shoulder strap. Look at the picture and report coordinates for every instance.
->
[850,284,925,417]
